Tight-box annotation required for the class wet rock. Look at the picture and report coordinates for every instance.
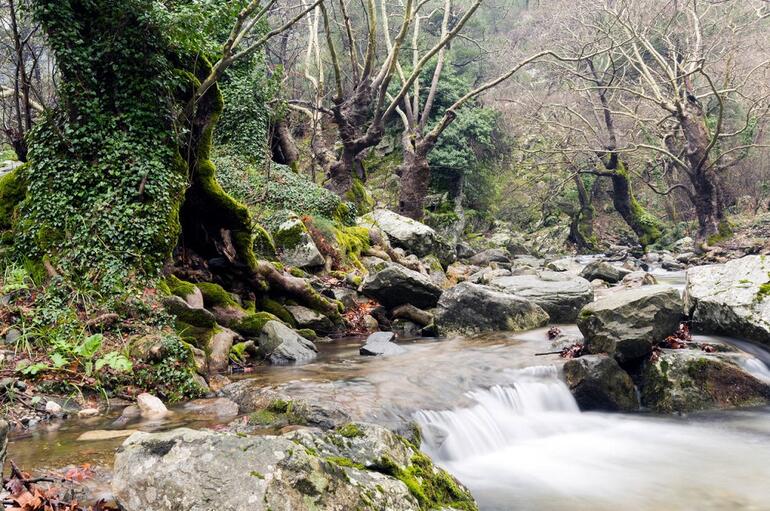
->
[673,236,695,253]
[208,327,240,373]
[490,271,594,323]
[360,209,454,264]
[391,303,433,327]
[362,314,380,331]
[580,261,629,283]
[620,271,658,288]
[467,267,511,285]
[181,397,239,418]
[360,332,406,356]
[285,305,334,335]
[578,285,683,363]
[546,257,584,275]
[661,254,685,271]
[563,355,639,412]
[469,248,510,266]
[208,374,232,393]
[78,429,138,442]
[391,319,421,337]
[685,256,770,347]
[455,242,476,260]
[641,350,770,413]
[274,217,325,269]
[78,408,100,419]
[435,282,549,335]
[136,393,168,419]
[258,320,317,365]
[45,400,64,417]
[112,424,475,511]
[512,255,545,269]
[362,261,443,309]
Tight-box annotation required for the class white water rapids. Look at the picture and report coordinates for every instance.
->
[415,365,770,511]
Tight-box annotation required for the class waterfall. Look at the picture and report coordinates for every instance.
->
[415,365,579,462]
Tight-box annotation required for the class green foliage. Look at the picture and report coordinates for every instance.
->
[17,0,187,294]
[215,151,356,229]
[133,335,205,402]
[0,165,28,231]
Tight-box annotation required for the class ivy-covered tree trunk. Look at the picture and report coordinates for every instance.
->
[568,174,598,252]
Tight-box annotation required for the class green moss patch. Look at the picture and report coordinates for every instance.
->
[231,311,279,337]
[196,282,239,308]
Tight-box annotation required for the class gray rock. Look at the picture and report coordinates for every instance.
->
[685,256,770,347]
[578,285,683,363]
[640,350,770,413]
[467,267,511,285]
[258,320,317,365]
[391,319,421,337]
[661,254,685,271]
[181,398,239,418]
[136,393,168,418]
[620,271,658,288]
[362,261,443,309]
[455,242,476,260]
[673,236,695,253]
[563,355,639,412]
[360,332,406,356]
[490,271,594,323]
[435,282,549,335]
[4,327,22,346]
[112,424,474,511]
[359,209,454,264]
[332,287,360,310]
[580,261,629,283]
[162,295,216,328]
[469,248,510,266]
[274,218,325,269]
[512,255,545,269]
[391,304,433,327]
[285,305,334,335]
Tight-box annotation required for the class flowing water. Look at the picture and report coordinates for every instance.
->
[8,265,770,509]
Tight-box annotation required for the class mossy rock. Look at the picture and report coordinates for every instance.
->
[0,164,28,230]
[260,298,296,326]
[163,295,216,328]
[196,282,239,308]
[231,311,280,337]
[253,224,277,260]
[166,275,197,299]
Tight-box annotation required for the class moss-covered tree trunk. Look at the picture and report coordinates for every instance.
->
[568,174,598,253]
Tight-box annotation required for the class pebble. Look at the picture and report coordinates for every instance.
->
[45,400,63,416]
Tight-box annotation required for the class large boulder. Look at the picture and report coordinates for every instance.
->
[112,425,477,511]
[490,271,594,322]
[362,261,442,309]
[640,350,770,413]
[258,320,317,365]
[360,209,454,264]
[435,282,549,335]
[563,355,639,412]
[685,256,770,347]
[285,305,334,335]
[469,248,510,266]
[273,217,325,269]
[578,285,683,363]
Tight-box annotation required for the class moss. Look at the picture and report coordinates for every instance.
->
[267,399,291,413]
[375,453,477,511]
[756,273,770,303]
[289,267,308,278]
[156,279,171,296]
[0,165,28,231]
[166,275,197,298]
[297,328,318,340]
[253,224,277,260]
[273,219,306,250]
[260,298,296,326]
[196,282,239,308]
[334,225,371,271]
[338,423,365,438]
[232,311,279,337]
[707,220,734,245]
[249,409,279,425]
[344,178,374,214]
[250,471,265,479]
[325,456,365,470]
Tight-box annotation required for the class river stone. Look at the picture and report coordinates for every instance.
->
[620,271,658,288]
[580,261,629,283]
[258,320,317,365]
[136,393,169,419]
[78,429,138,442]
[362,261,443,309]
[181,398,239,418]
[391,303,433,327]
[112,425,474,511]
[435,282,549,335]
[285,305,334,335]
[469,248,510,266]
[563,355,639,412]
[684,256,770,347]
[360,209,454,264]
[360,332,405,356]
[274,218,325,269]
[490,271,594,323]
[578,285,683,363]
[640,350,770,413]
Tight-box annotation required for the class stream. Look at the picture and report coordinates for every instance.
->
[8,268,770,510]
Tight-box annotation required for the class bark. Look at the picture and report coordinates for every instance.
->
[397,132,432,220]
[568,174,597,252]
[607,161,662,248]
[679,102,726,239]
[271,118,299,169]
